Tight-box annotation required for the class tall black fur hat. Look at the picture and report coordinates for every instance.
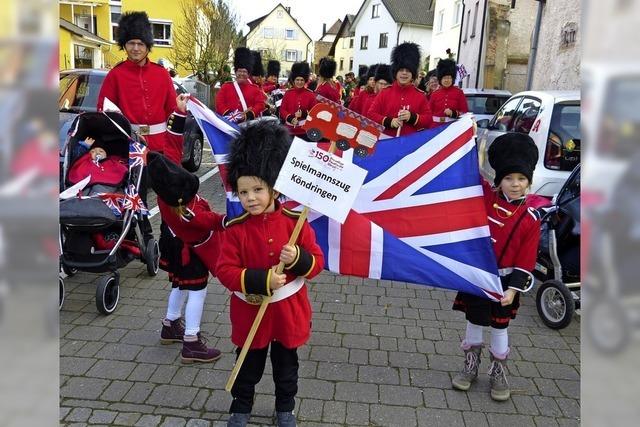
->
[147,152,200,206]
[366,64,378,80]
[426,68,437,79]
[233,47,254,72]
[267,60,281,78]
[251,51,265,77]
[227,120,292,192]
[319,57,337,79]
[437,58,457,81]
[117,11,154,50]
[489,133,539,186]
[374,64,393,83]
[289,61,311,82]
[357,64,369,86]
[391,42,421,79]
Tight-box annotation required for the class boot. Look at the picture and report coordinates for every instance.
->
[488,353,510,401]
[181,333,222,363]
[276,411,297,427]
[227,412,251,427]
[451,344,482,391]
[160,318,184,344]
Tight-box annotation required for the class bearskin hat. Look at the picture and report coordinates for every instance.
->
[437,58,457,81]
[426,68,438,79]
[147,152,200,206]
[357,64,369,86]
[233,47,254,72]
[374,64,393,83]
[488,133,539,186]
[391,42,421,79]
[117,12,154,50]
[267,60,281,78]
[366,64,378,80]
[250,51,265,77]
[319,57,337,79]
[289,61,311,82]
[226,120,292,193]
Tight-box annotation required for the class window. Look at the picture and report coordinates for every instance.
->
[453,1,463,26]
[349,38,354,48]
[73,44,94,69]
[285,50,298,61]
[285,29,296,40]
[379,32,388,48]
[372,4,380,18]
[360,35,368,50]
[349,58,353,70]
[471,1,479,38]
[546,103,581,171]
[263,27,274,38]
[110,5,121,41]
[151,21,172,45]
[339,58,344,71]
[463,9,470,42]
[489,96,522,131]
[75,15,97,34]
[512,97,542,134]
[436,10,445,32]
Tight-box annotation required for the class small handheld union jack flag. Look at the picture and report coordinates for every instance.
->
[224,109,245,123]
[122,184,149,216]
[97,192,124,217]
[129,140,148,168]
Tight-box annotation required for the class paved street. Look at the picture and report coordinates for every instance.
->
[60,155,580,426]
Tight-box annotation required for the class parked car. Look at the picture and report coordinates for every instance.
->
[463,88,512,122]
[59,69,204,172]
[476,90,580,197]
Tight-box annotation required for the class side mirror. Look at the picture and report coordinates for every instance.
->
[476,119,490,129]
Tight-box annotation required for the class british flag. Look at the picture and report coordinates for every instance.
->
[122,184,149,215]
[187,99,503,300]
[128,140,148,168]
[96,192,124,217]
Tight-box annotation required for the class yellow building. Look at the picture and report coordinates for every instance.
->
[59,0,190,74]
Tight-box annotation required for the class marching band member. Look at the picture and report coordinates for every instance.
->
[279,61,317,139]
[429,58,468,126]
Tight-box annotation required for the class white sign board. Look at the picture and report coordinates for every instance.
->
[274,137,368,223]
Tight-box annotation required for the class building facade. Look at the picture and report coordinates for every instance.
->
[429,0,463,70]
[329,14,356,75]
[313,19,342,73]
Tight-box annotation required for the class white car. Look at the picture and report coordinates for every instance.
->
[476,90,580,197]
[463,88,512,122]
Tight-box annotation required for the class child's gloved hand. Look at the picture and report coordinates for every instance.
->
[280,244,298,265]
[500,288,517,306]
[269,266,287,291]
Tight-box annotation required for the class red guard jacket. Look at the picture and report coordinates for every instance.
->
[262,81,281,94]
[354,90,377,118]
[215,81,266,121]
[367,81,434,136]
[316,80,342,103]
[216,205,324,349]
[97,59,183,164]
[429,86,468,125]
[279,87,318,137]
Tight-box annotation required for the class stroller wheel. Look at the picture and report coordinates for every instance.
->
[61,259,78,277]
[536,280,575,329]
[144,238,160,276]
[587,297,630,354]
[96,275,120,315]
[59,276,65,310]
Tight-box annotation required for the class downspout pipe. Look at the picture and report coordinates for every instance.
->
[526,0,545,90]
[475,0,488,88]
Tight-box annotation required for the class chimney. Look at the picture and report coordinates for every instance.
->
[285,6,290,13]
[322,23,327,37]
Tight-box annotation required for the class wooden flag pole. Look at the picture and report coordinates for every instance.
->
[225,141,336,392]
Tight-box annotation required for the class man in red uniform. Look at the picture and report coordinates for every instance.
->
[249,50,265,89]
[349,64,378,114]
[367,42,433,136]
[315,57,342,103]
[262,60,281,95]
[429,58,468,126]
[215,47,266,123]
[279,61,317,139]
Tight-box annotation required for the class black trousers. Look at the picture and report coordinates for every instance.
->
[229,341,299,413]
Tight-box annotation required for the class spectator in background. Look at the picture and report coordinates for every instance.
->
[306,72,318,91]
[316,57,342,103]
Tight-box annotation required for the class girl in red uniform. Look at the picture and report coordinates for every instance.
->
[315,57,342,103]
[279,61,317,139]
[217,121,324,427]
[349,64,377,114]
[429,58,468,126]
[452,134,540,401]
[147,152,225,364]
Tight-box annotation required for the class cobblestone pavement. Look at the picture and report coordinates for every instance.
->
[60,165,580,426]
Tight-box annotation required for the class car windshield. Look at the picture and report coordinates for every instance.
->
[59,73,105,113]
[466,95,510,116]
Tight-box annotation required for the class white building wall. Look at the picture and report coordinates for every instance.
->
[334,35,355,74]
[429,0,463,70]
[398,25,434,70]
[353,0,397,71]
[457,0,488,88]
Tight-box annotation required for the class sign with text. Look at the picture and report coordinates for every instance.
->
[274,137,367,223]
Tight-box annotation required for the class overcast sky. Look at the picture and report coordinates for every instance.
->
[227,0,365,40]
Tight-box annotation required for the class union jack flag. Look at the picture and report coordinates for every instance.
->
[129,140,148,167]
[122,184,149,215]
[96,192,124,217]
[224,109,246,124]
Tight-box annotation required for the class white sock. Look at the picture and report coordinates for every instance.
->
[490,327,509,359]
[165,288,186,321]
[184,288,207,336]
[462,321,484,348]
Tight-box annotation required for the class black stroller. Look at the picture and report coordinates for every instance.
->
[533,164,581,329]
[59,112,159,314]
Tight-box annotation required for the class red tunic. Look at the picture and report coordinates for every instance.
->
[67,153,127,186]
[216,206,324,349]
[262,81,281,94]
[429,86,468,125]
[97,59,183,164]
[215,81,266,121]
[316,80,342,103]
[279,87,318,137]
[367,81,433,136]
[356,91,378,119]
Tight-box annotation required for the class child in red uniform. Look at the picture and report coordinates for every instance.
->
[279,61,317,139]
[217,120,324,427]
[452,133,540,401]
[429,58,468,126]
[315,57,342,103]
[147,152,225,363]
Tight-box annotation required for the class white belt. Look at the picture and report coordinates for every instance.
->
[234,276,305,305]
[498,267,513,276]
[433,116,455,123]
[131,122,167,135]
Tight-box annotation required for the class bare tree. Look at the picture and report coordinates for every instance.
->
[171,0,241,86]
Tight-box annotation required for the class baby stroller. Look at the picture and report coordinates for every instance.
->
[59,112,159,314]
[533,164,581,329]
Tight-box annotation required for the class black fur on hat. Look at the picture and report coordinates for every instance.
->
[267,60,281,77]
[147,152,200,206]
[489,133,539,186]
[226,120,292,193]
[251,51,265,77]
[426,68,437,79]
[357,64,369,86]
[366,64,378,80]
[391,42,421,79]
[374,64,393,83]
[233,47,254,72]
[289,61,311,82]
[437,58,457,81]
[319,57,337,79]
[117,12,154,50]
